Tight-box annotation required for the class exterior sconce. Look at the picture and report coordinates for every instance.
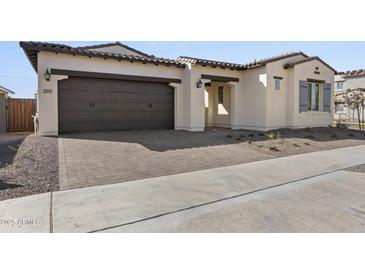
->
[196,79,203,88]
[44,68,51,81]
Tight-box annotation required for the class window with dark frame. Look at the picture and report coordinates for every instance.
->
[218,86,224,104]
[275,79,281,91]
[307,82,320,111]
[273,76,282,92]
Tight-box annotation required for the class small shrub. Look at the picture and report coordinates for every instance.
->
[266,132,275,140]
[269,146,280,152]
[227,134,232,138]
[248,140,252,144]
[293,143,300,147]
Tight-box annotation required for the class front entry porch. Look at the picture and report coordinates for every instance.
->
[203,79,238,129]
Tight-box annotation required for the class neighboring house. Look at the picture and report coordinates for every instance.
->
[20,41,336,136]
[334,70,365,122]
[0,85,15,133]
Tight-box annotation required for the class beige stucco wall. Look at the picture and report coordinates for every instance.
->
[265,55,305,128]
[264,58,334,129]
[291,60,334,128]
[36,51,335,135]
[37,51,187,135]
[341,76,365,90]
[234,66,267,130]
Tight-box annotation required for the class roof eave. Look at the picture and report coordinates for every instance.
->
[283,57,337,74]
[0,86,15,94]
[19,42,38,72]
[19,42,186,71]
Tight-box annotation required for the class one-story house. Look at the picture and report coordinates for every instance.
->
[334,69,365,122]
[0,85,15,133]
[20,41,336,135]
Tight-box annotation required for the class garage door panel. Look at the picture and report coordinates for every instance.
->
[60,79,172,95]
[58,76,174,133]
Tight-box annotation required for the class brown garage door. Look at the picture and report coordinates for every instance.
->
[58,77,174,133]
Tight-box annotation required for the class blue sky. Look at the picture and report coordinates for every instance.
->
[1,41,365,98]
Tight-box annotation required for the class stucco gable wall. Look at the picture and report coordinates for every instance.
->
[265,55,307,128]
[265,57,334,129]
[292,59,335,127]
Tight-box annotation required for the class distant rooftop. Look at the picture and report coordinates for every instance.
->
[0,85,15,94]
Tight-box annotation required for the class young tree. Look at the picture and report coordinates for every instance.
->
[343,88,365,131]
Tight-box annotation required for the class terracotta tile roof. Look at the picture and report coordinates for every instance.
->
[178,51,309,70]
[337,69,365,78]
[283,56,337,73]
[177,56,246,70]
[244,51,308,69]
[76,41,152,57]
[19,41,186,72]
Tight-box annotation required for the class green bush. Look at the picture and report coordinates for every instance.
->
[266,132,274,140]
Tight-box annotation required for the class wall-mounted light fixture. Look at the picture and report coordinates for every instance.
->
[44,68,51,81]
[196,79,203,88]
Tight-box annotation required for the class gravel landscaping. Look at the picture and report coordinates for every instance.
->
[233,127,365,158]
[0,133,59,201]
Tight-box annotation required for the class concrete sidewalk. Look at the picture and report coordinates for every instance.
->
[1,145,365,233]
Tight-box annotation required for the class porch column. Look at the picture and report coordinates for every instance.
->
[200,79,211,129]
[169,83,182,130]
[227,81,239,129]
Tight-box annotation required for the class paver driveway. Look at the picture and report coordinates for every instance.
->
[58,128,271,190]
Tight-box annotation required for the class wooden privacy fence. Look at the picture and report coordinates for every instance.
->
[6,98,36,132]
